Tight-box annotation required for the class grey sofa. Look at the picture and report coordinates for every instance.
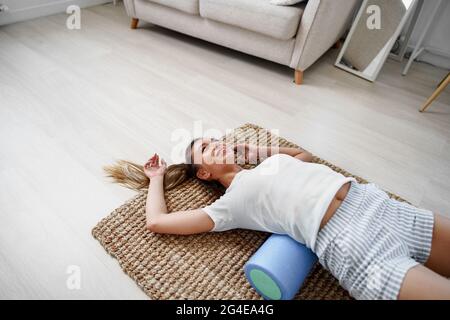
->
[124,0,358,84]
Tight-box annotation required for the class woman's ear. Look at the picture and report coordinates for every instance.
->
[196,167,211,181]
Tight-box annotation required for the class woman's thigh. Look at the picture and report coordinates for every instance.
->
[425,213,450,277]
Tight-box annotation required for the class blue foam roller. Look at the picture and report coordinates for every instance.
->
[244,234,318,300]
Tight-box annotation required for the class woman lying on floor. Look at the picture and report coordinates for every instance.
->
[107,139,450,300]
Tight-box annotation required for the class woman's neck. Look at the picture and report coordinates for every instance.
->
[217,166,242,189]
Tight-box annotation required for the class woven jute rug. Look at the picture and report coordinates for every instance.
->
[92,123,408,300]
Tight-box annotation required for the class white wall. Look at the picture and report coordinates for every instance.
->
[408,0,450,69]
[0,0,111,26]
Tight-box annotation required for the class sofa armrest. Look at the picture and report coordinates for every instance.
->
[290,0,359,71]
[124,0,137,18]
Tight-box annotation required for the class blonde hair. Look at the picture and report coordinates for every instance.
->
[103,161,193,191]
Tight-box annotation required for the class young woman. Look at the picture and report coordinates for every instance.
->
[106,138,450,300]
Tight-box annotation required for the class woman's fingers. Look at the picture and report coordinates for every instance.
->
[150,154,159,166]
[145,158,152,168]
[146,154,156,164]
[144,153,158,169]
[144,154,168,170]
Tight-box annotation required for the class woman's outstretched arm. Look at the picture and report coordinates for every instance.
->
[144,154,215,235]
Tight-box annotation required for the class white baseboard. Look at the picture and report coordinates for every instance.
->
[0,0,112,26]
[407,44,450,59]
[406,44,450,69]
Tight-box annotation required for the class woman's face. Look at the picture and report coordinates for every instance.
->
[190,138,236,181]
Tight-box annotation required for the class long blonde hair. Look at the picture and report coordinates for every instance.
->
[104,161,193,191]
[104,138,221,191]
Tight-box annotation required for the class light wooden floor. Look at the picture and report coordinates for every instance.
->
[0,3,449,299]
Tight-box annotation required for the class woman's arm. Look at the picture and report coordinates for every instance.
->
[263,146,313,163]
[144,154,215,235]
[236,144,313,163]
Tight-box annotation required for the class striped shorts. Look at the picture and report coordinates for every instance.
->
[314,182,434,300]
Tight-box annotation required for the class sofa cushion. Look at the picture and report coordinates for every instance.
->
[199,0,304,40]
[148,0,199,15]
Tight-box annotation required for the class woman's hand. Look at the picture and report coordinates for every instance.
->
[234,143,259,164]
[144,153,167,178]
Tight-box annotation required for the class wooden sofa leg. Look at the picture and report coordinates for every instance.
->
[333,40,342,50]
[131,18,139,29]
[294,70,303,85]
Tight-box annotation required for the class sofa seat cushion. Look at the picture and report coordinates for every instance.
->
[148,0,199,15]
[199,0,304,40]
